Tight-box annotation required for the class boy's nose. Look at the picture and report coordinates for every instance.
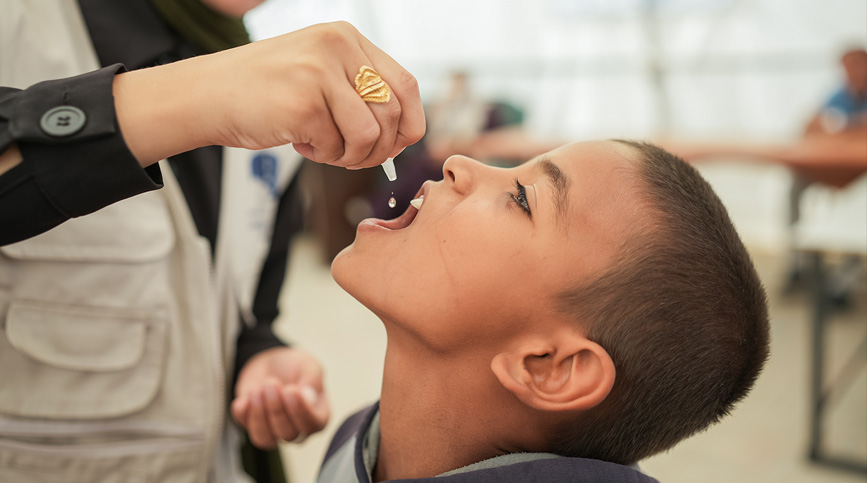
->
[442,155,481,195]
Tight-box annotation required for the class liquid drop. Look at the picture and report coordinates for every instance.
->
[388,196,396,209]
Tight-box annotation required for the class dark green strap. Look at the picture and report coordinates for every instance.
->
[149,0,250,53]
[241,435,288,483]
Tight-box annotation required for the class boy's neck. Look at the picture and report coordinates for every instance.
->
[373,334,536,482]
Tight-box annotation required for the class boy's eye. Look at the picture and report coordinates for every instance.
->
[509,179,532,218]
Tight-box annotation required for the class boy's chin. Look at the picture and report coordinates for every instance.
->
[330,247,369,302]
[331,240,355,267]
[330,250,352,291]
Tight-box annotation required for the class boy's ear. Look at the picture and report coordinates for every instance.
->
[491,334,615,413]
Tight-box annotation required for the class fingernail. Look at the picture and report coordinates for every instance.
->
[300,386,318,405]
[264,386,278,402]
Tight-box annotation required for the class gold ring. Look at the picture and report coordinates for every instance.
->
[354,65,391,103]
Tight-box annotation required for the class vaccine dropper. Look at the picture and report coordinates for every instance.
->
[381,157,397,181]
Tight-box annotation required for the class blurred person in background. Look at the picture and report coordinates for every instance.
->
[804,47,867,140]
[424,71,490,162]
[425,71,561,167]
[660,46,867,295]
[785,47,867,292]
[0,1,423,482]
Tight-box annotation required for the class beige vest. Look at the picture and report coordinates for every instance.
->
[0,2,299,481]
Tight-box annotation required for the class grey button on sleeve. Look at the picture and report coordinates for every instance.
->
[0,64,163,245]
[0,65,124,145]
[40,106,87,137]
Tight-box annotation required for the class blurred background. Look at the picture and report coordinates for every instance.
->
[244,0,866,481]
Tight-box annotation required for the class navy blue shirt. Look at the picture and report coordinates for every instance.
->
[320,403,660,483]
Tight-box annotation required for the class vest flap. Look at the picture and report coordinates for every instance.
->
[6,301,148,372]
[0,190,174,263]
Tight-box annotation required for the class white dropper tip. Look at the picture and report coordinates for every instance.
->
[381,158,397,181]
[409,195,424,209]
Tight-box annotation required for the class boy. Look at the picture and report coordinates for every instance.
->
[321,140,770,482]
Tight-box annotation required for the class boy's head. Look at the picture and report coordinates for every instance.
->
[841,48,867,96]
[332,140,769,465]
[549,140,770,464]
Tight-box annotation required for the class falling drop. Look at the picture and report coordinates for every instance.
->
[388,196,396,209]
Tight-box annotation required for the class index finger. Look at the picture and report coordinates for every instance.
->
[283,386,330,436]
[353,34,425,156]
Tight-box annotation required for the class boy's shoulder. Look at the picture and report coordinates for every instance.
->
[320,403,659,483]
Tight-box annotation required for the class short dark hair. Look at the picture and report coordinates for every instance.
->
[550,140,770,465]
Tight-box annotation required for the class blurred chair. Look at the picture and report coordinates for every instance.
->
[793,174,867,475]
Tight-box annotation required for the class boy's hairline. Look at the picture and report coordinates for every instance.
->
[550,140,667,332]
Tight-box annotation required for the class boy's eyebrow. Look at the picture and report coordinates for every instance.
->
[536,156,570,226]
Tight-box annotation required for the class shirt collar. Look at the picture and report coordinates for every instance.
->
[360,407,562,480]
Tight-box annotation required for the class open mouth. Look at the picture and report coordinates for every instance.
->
[363,184,428,231]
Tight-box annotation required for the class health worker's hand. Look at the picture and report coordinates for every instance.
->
[231,347,330,449]
[114,21,425,170]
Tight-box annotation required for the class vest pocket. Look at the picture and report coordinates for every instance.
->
[0,300,167,419]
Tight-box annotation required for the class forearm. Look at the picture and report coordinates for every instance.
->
[113,55,214,167]
[119,22,425,169]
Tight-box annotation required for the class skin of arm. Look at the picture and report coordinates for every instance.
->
[3,22,424,179]
[112,57,212,168]
[113,21,424,170]
[0,144,21,176]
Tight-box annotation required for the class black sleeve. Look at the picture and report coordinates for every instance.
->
[233,172,306,380]
[0,65,163,246]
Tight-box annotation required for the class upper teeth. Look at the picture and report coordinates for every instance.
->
[410,195,424,209]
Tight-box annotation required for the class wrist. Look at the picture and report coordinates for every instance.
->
[113,57,213,166]
[0,144,22,176]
